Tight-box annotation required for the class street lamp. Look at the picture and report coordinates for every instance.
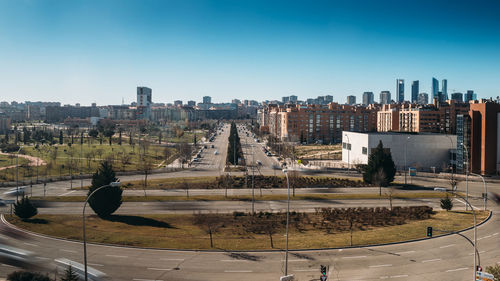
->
[282,169,291,276]
[404,136,410,185]
[436,188,477,281]
[83,181,121,281]
[470,172,487,211]
[344,134,350,170]
[16,146,23,202]
[462,143,470,211]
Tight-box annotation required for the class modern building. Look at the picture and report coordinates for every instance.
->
[187,100,196,107]
[174,100,183,107]
[465,91,474,103]
[282,96,290,103]
[290,95,298,103]
[456,114,471,174]
[411,81,419,103]
[418,93,429,105]
[432,77,439,101]
[202,96,212,104]
[441,79,448,101]
[362,92,374,106]
[325,95,333,103]
[469,101,500,174]
[377,104,401,132]
[451,93,463,103]
[137,86,152,120]
[342,131,457,171]
[380,91,391,105]
[397,79,405,103]
[347,95,356,105]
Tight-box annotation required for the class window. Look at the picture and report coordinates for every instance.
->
[362,147,367,155]
[342,142,346,149]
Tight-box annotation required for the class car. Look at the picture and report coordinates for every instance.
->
[266,152,272,156]
[204,145,207,149]
[214,150,219,155]
[256,160,262,166]
[3,186,26,196]
[211,144,214,148]
[193,158,199,162]
[197,153,201,158]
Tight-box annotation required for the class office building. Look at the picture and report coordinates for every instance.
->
[174,100,183,107]
[456,114,471,173]
[432,77,439,101]
[282,96,290,103]
[380,91,391,105]
[451,93,463,103]
[290,95,298,103]
[202,96,212,104]
[397,79,405,103]
[418,93,429,105]
[137,86,152,120]
[469,101,500,174]
[347,95,356,105]
[187,100,196,107]
[342,131,456,171]
[441,79,448,101]
[411,81,419,103]
[362,92,374,105]
[325,95,333,103]
[465,90,474,102]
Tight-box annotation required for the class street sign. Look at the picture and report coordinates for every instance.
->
[280,275,294,281]
[476,271,494,281]
[409,167,417,176]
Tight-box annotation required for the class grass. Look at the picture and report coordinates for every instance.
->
[295,144,342,160]
[0,154,29,168]
[6,210,488,250]
[32,191,450,202]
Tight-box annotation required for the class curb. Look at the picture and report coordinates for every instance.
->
[2,210,493,253]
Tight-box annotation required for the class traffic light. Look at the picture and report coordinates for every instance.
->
[477,265,483,272]
[320,265,327,275]
[427,226,432,237]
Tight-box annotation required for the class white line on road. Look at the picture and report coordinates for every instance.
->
[493,232,499,236]
[220,260,250,262]
[1,264,14,267]
[281,259,308,262]
[224,270,253,273]
[147,268,172,271]
[23,242,38,247]
[59,190,76,196]
[342,256,367,259]
[106,254,128,258]
[454,199,480,210]
[446,267,468,272]
[88,263,104,267]
[370,264,393,268]
[159,258,184,261]
[439,244,456,249]
[395,251,415,255]
[60,249,77,253]
[422,258,441,263]
[36,257,51,260]
[380,275,408,279]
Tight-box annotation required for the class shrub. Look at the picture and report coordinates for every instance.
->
[7,271,52,281]
[88,161,122,218]
[440,196,453,211]
[486,264,500,281]
[14,196,38,220]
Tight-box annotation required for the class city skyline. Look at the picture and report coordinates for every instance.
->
[1,0,499,104]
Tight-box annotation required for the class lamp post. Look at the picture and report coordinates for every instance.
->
[83,181,121,281]
[16,146,23,202]
[436,188,477,281]
[462,143,470,211]
[344,134,350,170]
[251,144,255,214]
[470,172,487,211]
[404,136,410,185]
[282,169,291,276]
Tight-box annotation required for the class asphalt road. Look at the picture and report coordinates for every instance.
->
[0,196,498,281]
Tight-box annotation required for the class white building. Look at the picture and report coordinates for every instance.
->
[342,131,457,171]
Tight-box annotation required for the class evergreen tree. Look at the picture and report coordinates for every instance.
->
[440,196,453,211]
[14,196,38,220]
[59,131,63,145]
[88,161,122,218]
[60,266,79,281]
[362,140,396,186]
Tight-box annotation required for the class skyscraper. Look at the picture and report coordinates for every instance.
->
[441,79,448,101]
[432,77,439,101]
[380,91,391,105]
[362,92,374,105]
[417,93,429,105]
[464,90,474,102]
[411,81,419,103]
[137,86,152,120]
[325,95,333,103]
[289,95,298,103]
[203,96,212,104]
[396,79,404,103]
[346,95,356,105]
[451,93,463,103]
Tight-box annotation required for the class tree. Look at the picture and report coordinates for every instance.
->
[88,161,122,218]
[88,129,99,142]
[193,213,225,248]
[7,271,52,281]
[486,264,500,281]
[14,196,38,220]
[59,130,63,145]
[362,141,396,187]
[440,195,453,211]
[372,168,386,196]
[287,170,301,197]
[138,157,154,197]
[178,142,192,168]
[244,212,282,248]
[60,266,79,281]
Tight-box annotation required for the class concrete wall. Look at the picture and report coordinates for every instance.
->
[342,131,457,171]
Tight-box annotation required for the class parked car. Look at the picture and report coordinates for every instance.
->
[214,150,219,155]
[211,144,215,148]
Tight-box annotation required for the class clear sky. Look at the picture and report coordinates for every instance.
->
[0,0,499,105]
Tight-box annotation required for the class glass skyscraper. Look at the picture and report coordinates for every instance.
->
[441,79,448,101]
[432,77,439,101]
[397,79,404,102]
[411,80,419,103]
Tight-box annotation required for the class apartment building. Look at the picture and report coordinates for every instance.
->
[264,103,378,144]
[377,104,401,132]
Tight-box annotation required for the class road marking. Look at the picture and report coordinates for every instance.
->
[294,269,317,272]
[23,242,38,247]
[469,251,486,255]
[106,254,128,258]
[281,259,308,262]
[60,249,77,253]
[395,251,415,255]
[59,190,76,196]
[160,258,184,261]
[454,199,480,210]
[370,264,392,268]
[446,267,468,272]
[492,232,499,236]
[36,257,50,260]
[88,263,104,267]
[220,260,250,262]
[380,275,408,279]
[147,268,172,271]
[224,270,253,273]
[422,258,441,263]
[439,244,456,249]
[342,255,367,259]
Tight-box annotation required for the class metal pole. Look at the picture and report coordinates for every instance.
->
[405,138,408,185]
[16,146,22,202]
[463,144,469,211]
[83,182,120,281]
[251,145,255,213]
[471,173,487,211]
[81,135,83,189]
[283,169,290,276]
[344,134,350,170]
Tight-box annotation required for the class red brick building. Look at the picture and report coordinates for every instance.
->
[469,101,500,174]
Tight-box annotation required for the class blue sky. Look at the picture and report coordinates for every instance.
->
[0,0,499,105]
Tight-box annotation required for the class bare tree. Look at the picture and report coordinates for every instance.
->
[386,186,396,211]
[177,142,192,168]
[182,179,189,199]
[244,212,282,248]
[138,156,154,197]
[192,213,225,248]
[372,168,386,197]
[287,170,301,197]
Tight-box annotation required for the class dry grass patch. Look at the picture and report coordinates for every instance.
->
[6,210,488,250]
